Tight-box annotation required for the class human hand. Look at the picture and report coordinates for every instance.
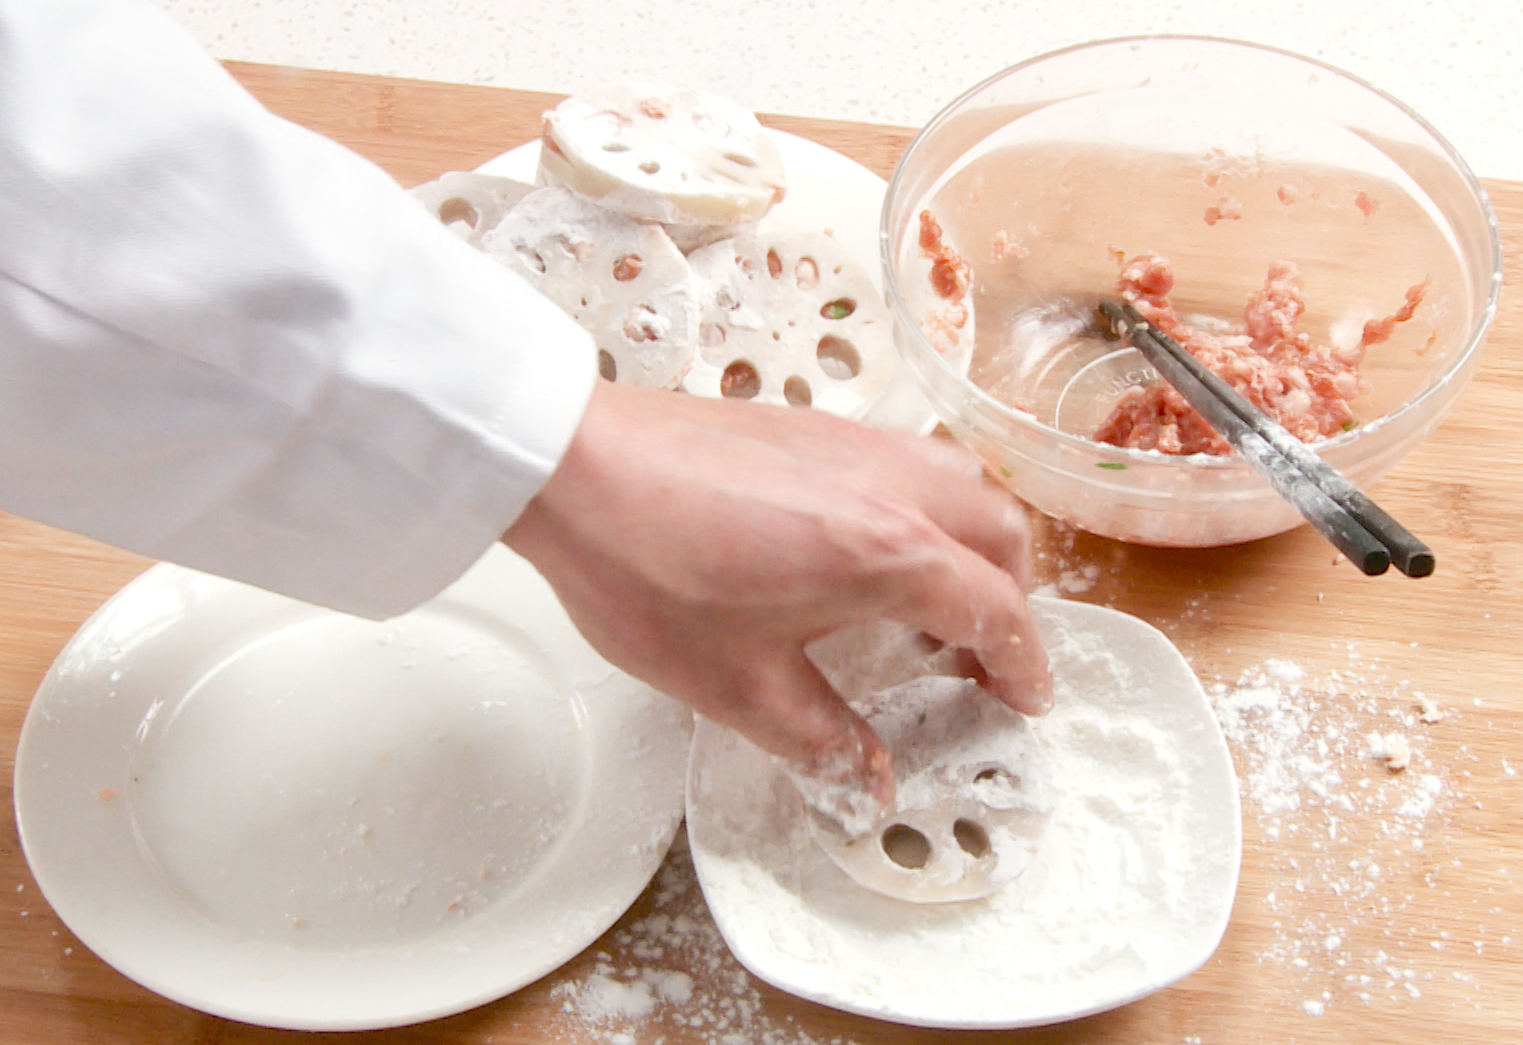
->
[503,380,1052,824]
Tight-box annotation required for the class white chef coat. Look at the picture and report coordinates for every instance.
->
[0,0,598,618]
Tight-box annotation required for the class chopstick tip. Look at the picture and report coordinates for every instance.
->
[1400,550,1436,579]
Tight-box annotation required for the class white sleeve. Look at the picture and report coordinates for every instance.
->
[0,0,598,618]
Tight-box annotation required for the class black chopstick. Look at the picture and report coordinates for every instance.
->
[1099,300,1435,578]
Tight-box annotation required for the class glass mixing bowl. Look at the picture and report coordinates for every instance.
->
[881,37,1501,547]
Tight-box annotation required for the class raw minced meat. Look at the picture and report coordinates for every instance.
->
[915,209,972,356]
[1094,253,1428,455]
[918,210,971,303]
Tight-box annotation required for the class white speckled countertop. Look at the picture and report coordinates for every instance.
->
[157,0,1523,183]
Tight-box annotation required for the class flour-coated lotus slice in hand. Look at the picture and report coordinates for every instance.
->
[681,231,898,419]
[538,82,786,227]
[806,620,967,706]
[807,675,1054,904]
[481,187,699,389]
[409,171,535,248]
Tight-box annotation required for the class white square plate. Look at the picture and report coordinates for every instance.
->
[686,596,1242,1029]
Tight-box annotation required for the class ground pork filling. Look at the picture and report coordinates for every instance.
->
[1094,253,1427,456]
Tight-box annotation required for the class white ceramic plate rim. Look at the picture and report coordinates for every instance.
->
[477,129,938,434]
[14,545,691,1030]
[685,595,1242,1029]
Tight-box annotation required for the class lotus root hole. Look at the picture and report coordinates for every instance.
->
[597,350,618,382]
[698,323,726,348]
[971,767,1023,807]
[515,246,547,275]
[767,249,783,279]
[640,99,671,119]
[816,335,861,379]
[602,141,631,153]
[795,257,820,290]
[783,375,813,407]
[724,152,758,168]
[622,305,661,343]
[720,361,762,399]
[692,112,728,136]
[953,818,992,859]
[821,297,857,320]
[437,197,478,229]
[639,159,661,175]
[612,254,644,282]
[881,824,931,870]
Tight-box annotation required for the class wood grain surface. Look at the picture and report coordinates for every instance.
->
[0,62,1518,1044]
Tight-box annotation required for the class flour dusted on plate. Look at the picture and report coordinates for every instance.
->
[685,597,1239,1026]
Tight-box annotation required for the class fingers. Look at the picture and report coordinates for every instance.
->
[878,434,1035,591]
[879,524,1054,716]
[710,651,895,832]
[666,393,1035,591]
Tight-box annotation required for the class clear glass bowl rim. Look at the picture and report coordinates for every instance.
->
[878,34,1504,471]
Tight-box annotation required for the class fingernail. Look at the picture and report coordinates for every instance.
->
[1028,671,1056,715]
[866,745,895,808]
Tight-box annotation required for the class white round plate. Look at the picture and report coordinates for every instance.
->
[477,129,938,433]
[15,545,692,1030]
[686,596,1241,1029]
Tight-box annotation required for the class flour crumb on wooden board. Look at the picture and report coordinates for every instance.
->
[547,829,860,1045]
[1020,515,1517,1024]
[1208,647,1517,1019]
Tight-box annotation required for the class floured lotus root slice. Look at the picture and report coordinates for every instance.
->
[535,162,756,254]
[681,232,897,419]
[408,171,536,248]
[539,81,786,226]
[661,219,759,255]
[481,187,699,389]
[808,675,1053,904]
[806,620,967,704]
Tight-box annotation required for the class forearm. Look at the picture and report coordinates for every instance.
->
[0,0,597,617]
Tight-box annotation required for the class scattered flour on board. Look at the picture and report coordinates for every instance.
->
[548,831,861,1045]
[1036,519,1517,1023]
[545,518,1513,1037]
[1209,649,1512,1019]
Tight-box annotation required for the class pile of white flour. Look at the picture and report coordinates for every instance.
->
[683,598,1239,1026]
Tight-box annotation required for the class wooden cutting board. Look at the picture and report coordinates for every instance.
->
[0,62,1518,1045]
